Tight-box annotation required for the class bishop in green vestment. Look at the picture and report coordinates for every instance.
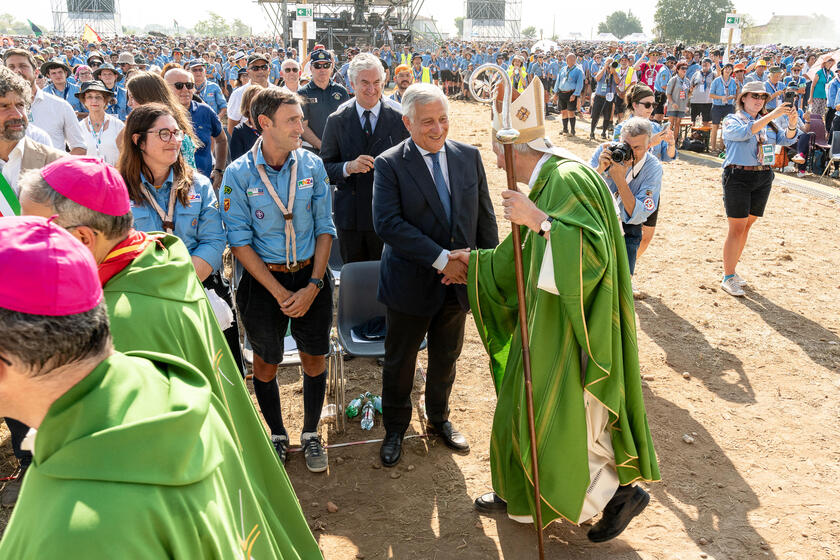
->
[461,78,660,543]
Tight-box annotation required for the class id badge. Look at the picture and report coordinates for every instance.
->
[679,88,687,100]
[759,143,775,165]
[606,92,614,102]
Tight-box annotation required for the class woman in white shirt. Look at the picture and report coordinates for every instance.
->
[76,80,124,166]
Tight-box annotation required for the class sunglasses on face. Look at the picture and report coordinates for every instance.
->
[142,128,184,142]
[637,101,655,109]
[173,82,194,90]
[283,67,299,73]
[249,64,269,71]
[746,93,768,100]
[312,62,331,69]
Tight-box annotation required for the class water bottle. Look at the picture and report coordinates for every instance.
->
[360,399,375,430]
[373,395,382,414]
[346,396,363,418]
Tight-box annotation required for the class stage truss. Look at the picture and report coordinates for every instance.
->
[462,0,520,41]
[257,0,423,51]
[51,0,122,36]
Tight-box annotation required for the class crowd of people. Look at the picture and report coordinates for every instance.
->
[0,29,837,557]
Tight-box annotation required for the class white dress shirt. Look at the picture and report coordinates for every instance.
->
[0,138,26,195]
[30,87,85,151]
[413,140,452,271]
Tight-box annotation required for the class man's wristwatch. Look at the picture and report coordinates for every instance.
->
[538,216,554,238]
[308,277,324,290]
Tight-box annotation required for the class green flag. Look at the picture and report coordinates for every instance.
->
[28,19,43,37]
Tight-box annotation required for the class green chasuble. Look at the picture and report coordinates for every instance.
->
[0,352,304,558]
[103,235,320,558]
[468,156,660,527]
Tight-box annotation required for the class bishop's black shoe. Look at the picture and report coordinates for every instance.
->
[587,485,650,543]
[380,431,403,467]
[474,492,507,514]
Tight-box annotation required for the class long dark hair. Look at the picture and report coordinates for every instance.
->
[117,103,194,207]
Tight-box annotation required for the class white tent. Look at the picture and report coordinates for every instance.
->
[594,32,619,42]
[622,32,651,43]
[532,39,559,52]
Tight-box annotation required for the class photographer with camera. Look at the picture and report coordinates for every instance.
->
[590,117,663,276]
[719,81,799,297]
[589,56,620,140]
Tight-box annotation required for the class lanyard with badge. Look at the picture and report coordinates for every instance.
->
[140,179,178,233]
[741,111,775,165]
[250,138,301,270]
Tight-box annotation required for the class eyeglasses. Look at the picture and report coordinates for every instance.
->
[249,64,269,71]
[637,101,655,109]
[89,61,102,67]
[312,62,332,69]
[172,82,195,90]
[142,128,185,142]
[746,93,768,100]
[284,67,299,73]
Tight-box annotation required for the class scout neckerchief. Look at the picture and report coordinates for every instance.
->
[251,137,300,269]
[140,174,178,233]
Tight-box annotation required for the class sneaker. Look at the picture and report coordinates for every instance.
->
[302,432,328,473]
[791,153,806,165]
[782,164,797,173]
[733,272,748,287]
[797,170,807,178]
[831,169,839,179]
[721,276,745,297]
[271,434,289,465]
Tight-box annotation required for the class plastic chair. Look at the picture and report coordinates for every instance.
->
[820,131,840,178]
[328,240,343,286]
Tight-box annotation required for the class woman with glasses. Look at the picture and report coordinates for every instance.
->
[126,71,200,170]
[718,82,798,297]
[612,83,676,292]
[74,64,94,84]
[117,103,225,283]
[76,80,125,166]
[709,63,738,154]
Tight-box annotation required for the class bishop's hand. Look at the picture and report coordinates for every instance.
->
[501,190,547,232]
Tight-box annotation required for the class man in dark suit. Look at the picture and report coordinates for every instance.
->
[373,83,499,467]
[321,53,410,263]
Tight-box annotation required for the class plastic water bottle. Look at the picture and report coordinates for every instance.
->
[346,396,363,418]
[373,395,382,414]
[360,399,375,430]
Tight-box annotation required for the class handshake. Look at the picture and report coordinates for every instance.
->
[439,248,471,285]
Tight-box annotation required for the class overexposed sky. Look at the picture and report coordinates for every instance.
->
[6,0,820,38]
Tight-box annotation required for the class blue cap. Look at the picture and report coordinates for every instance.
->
[310,49,332,62]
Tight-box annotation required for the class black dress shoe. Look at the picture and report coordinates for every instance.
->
[474,492,507,514]
[426,421,470,452]
[380,431,403,467]
[587,485,650,543]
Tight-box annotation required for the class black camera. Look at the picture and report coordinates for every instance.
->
[611,61,620,69]
[783,88,797,105]
[608,142,633,163]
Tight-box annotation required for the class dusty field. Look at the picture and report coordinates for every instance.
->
[3,99,840,560]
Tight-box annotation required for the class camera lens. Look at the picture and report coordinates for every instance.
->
[608,142,633,163]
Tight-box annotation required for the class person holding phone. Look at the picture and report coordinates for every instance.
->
[719,81,799,297]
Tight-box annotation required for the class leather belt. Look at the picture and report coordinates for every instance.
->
[727,165,771,171]
[266,258,312,273]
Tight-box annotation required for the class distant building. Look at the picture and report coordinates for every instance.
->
[742,15,834,45]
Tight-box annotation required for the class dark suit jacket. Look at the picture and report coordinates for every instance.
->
[373,138,499,316]
[320,100,410,232]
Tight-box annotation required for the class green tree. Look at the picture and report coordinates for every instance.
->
[231,19,250,37]
[454,16,464,37]
[654,0,733,43]
[193,12,230,37]
[521,25,536,39]
[597,10,643,39]
[0,13,33,35]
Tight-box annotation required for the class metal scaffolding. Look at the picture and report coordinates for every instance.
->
[462,0,520,40]
[257,0,423,50]
[51,0,122,36]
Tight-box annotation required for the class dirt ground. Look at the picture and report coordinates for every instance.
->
[3,99,840,560]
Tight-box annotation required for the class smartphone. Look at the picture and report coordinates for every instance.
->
[660,122,671,131]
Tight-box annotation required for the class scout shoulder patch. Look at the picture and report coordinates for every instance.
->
[333,92,341,100]
[189,191,201,202]
[643,197,655,211]
[297,177,314,189]
[223,185,232,194]
[247,186,264,197]
[223,199,231,212]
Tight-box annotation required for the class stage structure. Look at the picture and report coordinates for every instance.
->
[257,0,423,51]
[462,0,520,40]
[51,0,122,36]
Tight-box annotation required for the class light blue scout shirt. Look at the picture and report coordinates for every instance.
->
[527,60,547,79]
[613,119,676,163]
[589,146,663,225]
[130,170,226,272]
[594,67,616,97]
[221,144,336,264]
[654,66,671,92]
[710,76,737,106]
[547,58,560,77]
[105,85,128,120]
[826,76,840,110]
[554,64,584,95]
[196,80,227,115]
[744,71,767,84]
[764,79,786,110]
[44,82,84,113]
[721,111,798,168]
[686,62,701,80]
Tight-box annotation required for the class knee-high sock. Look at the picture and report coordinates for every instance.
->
[253,377,286,437]
[302,371,327,434]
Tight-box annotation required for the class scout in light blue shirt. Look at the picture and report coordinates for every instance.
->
[131,170,226,272]
[613,119,677,163]
[554,62,584,95]
[44,81,84,113]
[763,73,786,111]
[721,111,797,168]
[654,64,672,93]
[589,143,663,225]
[221,144,336,265]
[710,75,738,106]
